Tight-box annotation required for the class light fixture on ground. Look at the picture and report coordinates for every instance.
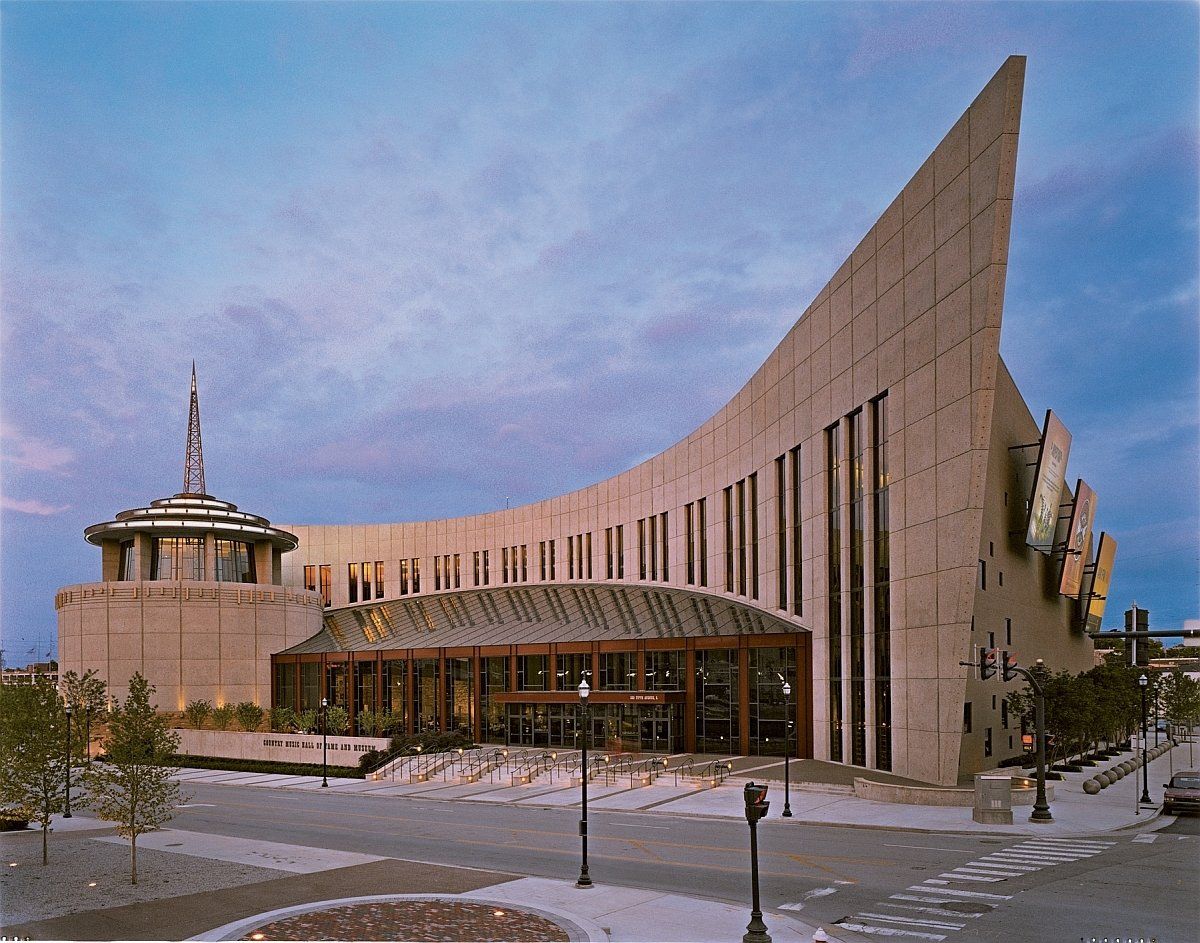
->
[321,696,329,788]
[1138,674,1151,804]
[781,680,792,818]
[576,677,592,888]
[64,703,73,818]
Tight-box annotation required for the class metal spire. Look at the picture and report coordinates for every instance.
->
[183,362,206,495]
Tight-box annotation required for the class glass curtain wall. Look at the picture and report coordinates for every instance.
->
[382,659,407,733]
[444,657,473,734]
[749,646,797,756]
[645,650,683,690]
[873,393,893,770]
[695,649,739,753]
[414,658,440,732]
[480,656,509,743]
[150,536,204,580]
[274,662,296,709]
[599,652,635,690]
[353,661,377,734]
[556,653,591,691]
[300,663,320,711]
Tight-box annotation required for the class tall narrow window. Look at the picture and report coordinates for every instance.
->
[567,537,575,580]
[473,551,481,586]
[349,562,359,604]
[376,562,384,599]
[872,393,892,770]
[848,410,867,767]
[827,422,843,762]
[723,487,734,592]
[304,564,317,593]
[659,512,668,581]
[790,445,803,617]
[685,503,696,585]
[549,541,555,580]
[503,547,511,583]
[748,473,758,599]
[698,498,708,587]
[434,556,443,591]
[585,532,592,579]
[540,541,547,580]
[319,565,331,608]
[399,558,410,596]
[362,562,374,599]
[638,519,647,580]
[411,558,420,593]
[521,545,528,582]
[775,457,787,609]
[453,554,461,589]
[736,479,747,596]
[616,525,624,579]
[648,515,657,582]
[606,528,614,580]
[482,550,489,585]
[118,539,136,580]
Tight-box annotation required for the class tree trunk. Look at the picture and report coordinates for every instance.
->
[42,822,48,865]
[131,836,138,885]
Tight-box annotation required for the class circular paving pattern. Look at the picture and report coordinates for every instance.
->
[241,899,572,942]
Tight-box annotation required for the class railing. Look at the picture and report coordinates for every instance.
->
[438,748,480,780]
[627,755,671,787]
[509,750,557,785]
[408,749,454,782]
[673,757,733,786]
[547,751,582,783]
[460,748,510,783]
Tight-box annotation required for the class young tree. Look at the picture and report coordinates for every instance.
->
[296,708,317,733]
[210,703,235,730]
[0,676,71,864]
[268,705,295,733]
[325,706,349,735]
[233,701,264,732]
[60,668,108,765]
[183,699,212,729]
[1159,670,1200,731]
[82,673,181,885]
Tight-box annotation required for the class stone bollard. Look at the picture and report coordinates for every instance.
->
[1111,766,1125,780]
[1083,779,1101,795]
[1097,772,1113,787]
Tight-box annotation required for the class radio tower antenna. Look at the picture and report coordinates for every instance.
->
[183,362,206,495]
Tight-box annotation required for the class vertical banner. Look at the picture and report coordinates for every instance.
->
[1025,410,1072,552]
[1084,533,1117,633]
[1059,479,1096,596]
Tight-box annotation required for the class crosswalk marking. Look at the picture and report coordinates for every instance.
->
[883,902,985,919]
[921,878,949,885]
[859,912,966,930]
[1019,837,1113,846]
[1132,833,1158,843]
[836,921,946,940]
[910,886,1012,900]
[974,858,1041,870]
[951,866,1026,877]
[938,871,1005,882]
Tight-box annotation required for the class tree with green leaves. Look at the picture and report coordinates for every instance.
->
[355,708,380,737]
[60,668,108,765]
[233,701,264,732]
[268,705,295,733]
[325,706,349,735]
[296,708,317,733]
[82,673,181,885]
[1159,670,1200,731]
[0,676,73,864]
[210,703,235,730]
[183,699,212,729]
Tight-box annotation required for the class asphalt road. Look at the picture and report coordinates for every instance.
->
[173,782,1198,942]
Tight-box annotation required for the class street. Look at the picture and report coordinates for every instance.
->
[171,782,1197,942]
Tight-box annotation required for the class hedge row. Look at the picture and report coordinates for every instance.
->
[166,753,368,779]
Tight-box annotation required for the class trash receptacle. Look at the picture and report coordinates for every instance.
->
[973,774,1013,824]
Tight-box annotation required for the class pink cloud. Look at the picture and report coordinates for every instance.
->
[1,496,70,515]
[0,425,75,473]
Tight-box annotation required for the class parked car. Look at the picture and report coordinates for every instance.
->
[1162,771,1200,816]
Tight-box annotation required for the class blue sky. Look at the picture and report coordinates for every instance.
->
[2,1,1196,664]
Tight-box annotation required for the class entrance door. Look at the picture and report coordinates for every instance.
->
[639,708,673,753]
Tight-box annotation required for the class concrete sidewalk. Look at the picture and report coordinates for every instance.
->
[171,738,1193,836]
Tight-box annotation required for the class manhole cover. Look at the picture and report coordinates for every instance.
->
[165,842,183,847]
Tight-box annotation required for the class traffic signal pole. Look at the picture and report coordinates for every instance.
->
[743,782,772,943]
[1011,663,1052,823]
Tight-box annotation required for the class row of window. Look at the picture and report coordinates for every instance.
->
[346,561,385,604]
[827,392,892,770]
[118,536,258,583]
[637,513,668,582]
[434,554,462,591]
[723,475,759,599]
[501,545,528,583]
[566,534,592,580]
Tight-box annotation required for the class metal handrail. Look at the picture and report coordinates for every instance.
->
[628,755,671,787]
[461,748,509,781]
[509,750,557,785]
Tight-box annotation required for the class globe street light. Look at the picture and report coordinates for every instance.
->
[321,697,329,788]
[1138,674,1151,804]
[64,704,73,818]
[781,681,793,818]
[576,678,593,888]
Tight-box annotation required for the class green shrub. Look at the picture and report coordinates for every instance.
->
[165,754,366,779]
[268,706,295,733]
[211,704,235,730]
[183,699,212,729]
[325,706,349,735]
[296,709,317,734]
[233,702,264,732]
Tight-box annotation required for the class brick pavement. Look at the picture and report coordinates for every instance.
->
[242,899,570,941]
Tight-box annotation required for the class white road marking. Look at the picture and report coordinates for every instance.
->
[859,912,965,930]
[836,921,945,940]
[1132,833,1158,843]
[890,893,994,909]
[951,866,1023,877]
[939,871,1005,882]
[611,823,670,829]
[881,902,983,920]
[1020,837,1113,846]
[921,879,949,885]
[805,887,839,899]
[779,902,805,911]
[911,886,1012,900]
[974,859,1041,871]
[175,803,216,808]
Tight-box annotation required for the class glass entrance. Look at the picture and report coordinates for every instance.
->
[639,705,680,753]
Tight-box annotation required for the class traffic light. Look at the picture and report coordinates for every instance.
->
[744,781,770,822]
[1021,732,1035,754]
[1001,651,1019,682]
[1124,608,1150,666]
[979,647,998,681]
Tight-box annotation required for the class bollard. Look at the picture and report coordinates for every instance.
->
[1083,779,1101,795]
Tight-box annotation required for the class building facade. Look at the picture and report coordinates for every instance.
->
[59,57,1098,785]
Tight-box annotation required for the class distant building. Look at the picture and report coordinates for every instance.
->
[1,662,59,686]
[59,57,1101,786]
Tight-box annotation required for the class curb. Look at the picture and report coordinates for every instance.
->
[190,892,606,943]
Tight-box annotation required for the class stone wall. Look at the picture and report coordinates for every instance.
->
[173,729,389,767]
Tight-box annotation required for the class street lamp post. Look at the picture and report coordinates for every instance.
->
[1139,674,1151,804]
[576,679,593,888]
[781,681,792,818]
[321,697,329,788]
[64,704,73,818]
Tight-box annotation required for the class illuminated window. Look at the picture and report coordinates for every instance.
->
[215,540,256,582]
[150,536,204,581]
[118,540,136,581]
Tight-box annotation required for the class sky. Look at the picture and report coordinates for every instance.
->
[1,1,1197,665]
